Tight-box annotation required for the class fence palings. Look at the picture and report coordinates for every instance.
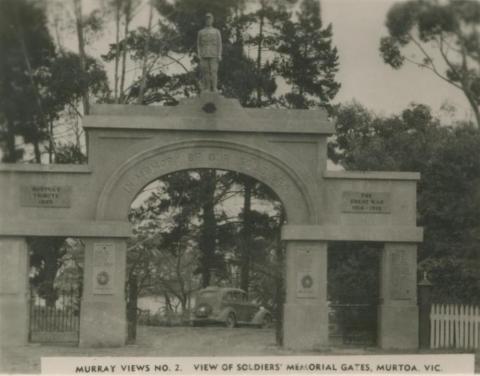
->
[430,303,480,349]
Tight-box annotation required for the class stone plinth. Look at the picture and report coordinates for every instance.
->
[283,241,328,349]
[79,238,127,347]
[378,243,419,349]
[378,303,418,349]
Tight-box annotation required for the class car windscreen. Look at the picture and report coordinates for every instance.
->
[196,290,220,305]
[199,291,218,299]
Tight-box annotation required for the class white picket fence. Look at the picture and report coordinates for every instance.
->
[430,304,480,349]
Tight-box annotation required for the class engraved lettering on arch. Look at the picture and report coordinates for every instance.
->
[141,165,153,178]
[188,151,202,162]
[122,180,135,194]
[242,156,258,172]
[149,159,161,169]
[255,162,268,178]
[271,172,290,193]
[222,152,230,164]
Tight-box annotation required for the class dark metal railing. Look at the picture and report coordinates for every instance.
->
[328,303,377,346]
[29,285,81,343]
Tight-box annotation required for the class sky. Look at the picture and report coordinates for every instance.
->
[72,0,472,122]
[321,0,470,121]
[9,0,469,164]
[5,0,471,164]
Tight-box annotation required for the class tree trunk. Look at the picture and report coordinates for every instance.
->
[137,1,153,104]
[126,274,138,343]
[180,295,188,322]
[113,0,122,102]
[73,0,90,115]
[198,170,217,288]
[48,120,54,163]
[274,210,286,346]
[240,177,253,293]
[119,0,132,103]
[164,292,172,326]
[464,90,480,128]
[3,119,16,162]
[33,139,41,163]
[43,248,60,308]
[256,5,265,107]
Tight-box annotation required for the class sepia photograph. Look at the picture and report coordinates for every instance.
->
[0,0,479,374]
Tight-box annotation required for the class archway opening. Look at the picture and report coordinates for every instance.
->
[125,168,286,352]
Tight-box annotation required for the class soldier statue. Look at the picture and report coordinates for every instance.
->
[197,13,222,92]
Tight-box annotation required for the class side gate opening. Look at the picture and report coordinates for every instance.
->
[28,237,84,344]
[328,242,381,347]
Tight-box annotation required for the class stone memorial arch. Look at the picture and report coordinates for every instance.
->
[0,93,423,350]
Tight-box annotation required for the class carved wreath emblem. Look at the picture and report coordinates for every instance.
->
[202,102,217,113]
[96,271,110,286]
[301,275,313,289]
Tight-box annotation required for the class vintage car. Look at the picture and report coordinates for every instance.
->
[191,287,272,328]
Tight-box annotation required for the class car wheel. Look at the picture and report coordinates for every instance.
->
[260,314,272,329]
[225,312,236,328]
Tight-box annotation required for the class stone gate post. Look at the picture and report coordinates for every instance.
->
[0,237,29,346]
[378,242,418,349]
[79,238,127,347]
[283,240,328,349]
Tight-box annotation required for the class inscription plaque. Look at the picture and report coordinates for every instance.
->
[93,243,115,295]
[390,249,414,300]
[296,249,316,298]
[342,191,390,213]
[20,185,71,208]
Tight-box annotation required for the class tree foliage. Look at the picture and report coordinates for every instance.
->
[330,102,480,303]
[380,0,480,127]
[0,0,108,163]
[100,0,340,109]
[275,0,340,109]
[0,0,55,162]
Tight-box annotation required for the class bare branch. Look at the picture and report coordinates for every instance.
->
[405,33,464,91]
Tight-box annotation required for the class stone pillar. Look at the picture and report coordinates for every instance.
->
[378,243,418,349]
[79,238,127,347]
[0,237,29,346]
[283,241,328,349]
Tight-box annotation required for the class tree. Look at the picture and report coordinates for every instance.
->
[275,0,340,110]
[329,102,480,303]
[380,0,480,127]
[0,0,55,162]
[73,0,90,115]
[0,0,109,163]
[29,237,67,307]
[418,124,480,303]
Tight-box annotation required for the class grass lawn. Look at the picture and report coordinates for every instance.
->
[1,326,478,374]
